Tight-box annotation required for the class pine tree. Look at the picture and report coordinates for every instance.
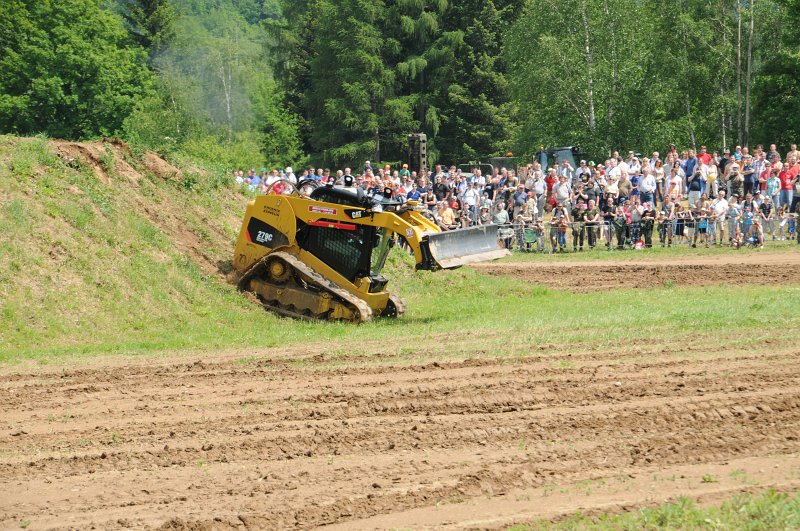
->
[116,0,176,58]
[433,0,515,163]
[307,0,415,165]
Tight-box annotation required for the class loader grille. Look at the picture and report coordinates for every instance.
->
[297,221,375,281]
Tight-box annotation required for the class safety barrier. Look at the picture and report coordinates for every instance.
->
[488,217,799,253]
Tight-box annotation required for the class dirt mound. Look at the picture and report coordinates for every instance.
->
[2,341,799,529]
[53,138,186,186]
[142,151,183,181]
[473,252,800,292]
[51,139,234,276]
[53,138,140,185]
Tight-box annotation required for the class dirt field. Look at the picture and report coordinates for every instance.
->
[2,326,800,529]
[473,250,800,292]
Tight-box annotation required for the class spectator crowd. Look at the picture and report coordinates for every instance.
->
[233,142,800,252]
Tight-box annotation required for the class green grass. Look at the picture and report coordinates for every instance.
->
[1,134,799,362]
[509,489,800,530]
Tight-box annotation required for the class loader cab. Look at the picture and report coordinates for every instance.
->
[299,186,394,292]
[309,185,401,210]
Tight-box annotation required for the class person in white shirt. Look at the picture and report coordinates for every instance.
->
[639,170,657,206]
[463,182,480,225]
[626,155,640,181]
[607,158,622,181]
[284,167,297,185]
[711,190,729,245]
[616,157,630,182]
[553,175,572,217]
[558,159,575,182]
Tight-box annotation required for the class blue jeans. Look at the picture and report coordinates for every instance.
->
[779,190,794,209]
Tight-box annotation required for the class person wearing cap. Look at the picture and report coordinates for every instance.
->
[575,160,590,181]
[342,167,355,187]
[512,183,527,220]
[285,166,296,185]
[525,190,538,221]
[477,203,492,225]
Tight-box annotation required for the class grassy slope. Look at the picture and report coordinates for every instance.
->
[1,135,799,362]
[0,135,263,357]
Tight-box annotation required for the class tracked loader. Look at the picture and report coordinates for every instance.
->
[232,180,509,323]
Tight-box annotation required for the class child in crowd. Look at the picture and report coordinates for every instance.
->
[613,206,627,249]
[557,215,569,251]
[549,212,560,252]
[656,209,671,247]
[741,206,754,236]
[674,204,690,245]
[759,198,774,239]
[776,206,788,240]
[694,206,709,248]
[731,229,744,249]
[747,217,764,248]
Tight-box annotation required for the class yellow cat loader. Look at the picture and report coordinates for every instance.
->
[232,180,509,323]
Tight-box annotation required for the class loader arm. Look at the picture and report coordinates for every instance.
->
[391,207,511,270]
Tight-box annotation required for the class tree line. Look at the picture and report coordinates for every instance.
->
[508,0,800,157]
[0,0,798,169]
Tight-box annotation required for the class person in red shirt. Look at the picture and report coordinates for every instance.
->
[696,145,712,166]
[786,157,800,180]
[778,168,794,209]
[544,168,557,204]
[759,165,771,192]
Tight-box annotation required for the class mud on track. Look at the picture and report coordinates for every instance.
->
[2,340,800,529]
[472,250,800,292]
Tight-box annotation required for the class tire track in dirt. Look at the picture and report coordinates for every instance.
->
[2,348,800,529]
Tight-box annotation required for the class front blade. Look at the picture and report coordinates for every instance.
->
[426,224,511,269]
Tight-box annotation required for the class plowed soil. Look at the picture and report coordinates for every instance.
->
[3,335,800,529]
[472,251,800,292]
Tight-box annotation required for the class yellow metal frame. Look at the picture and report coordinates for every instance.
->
[233,193,442,312]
